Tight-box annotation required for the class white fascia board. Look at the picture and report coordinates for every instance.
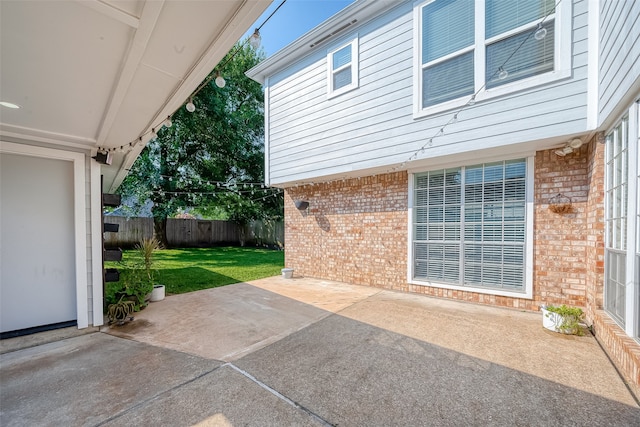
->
[246,0,403,84]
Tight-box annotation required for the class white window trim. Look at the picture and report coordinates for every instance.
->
[604,101,640,339]
[407,154,534,299]
[327,36,359,99]
[0,141,90,328]
[412,0,572,118]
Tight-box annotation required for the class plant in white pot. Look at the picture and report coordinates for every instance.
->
[541,304,584,335]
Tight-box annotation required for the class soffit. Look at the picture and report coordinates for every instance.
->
[0,0,271,191]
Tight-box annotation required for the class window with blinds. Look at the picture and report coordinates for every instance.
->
[485,0,555,88]
[421,0,474,106]
[328,38,359,97]
[413,159,528,292]
[418,0,558,110]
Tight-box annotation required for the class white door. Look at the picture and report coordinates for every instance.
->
[0,153,77,333]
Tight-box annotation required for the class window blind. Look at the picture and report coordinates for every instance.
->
[486,0,555,39]
[422,0,474,64]
[414,159,527,292]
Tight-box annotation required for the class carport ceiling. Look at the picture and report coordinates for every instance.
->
[0,0,270,191]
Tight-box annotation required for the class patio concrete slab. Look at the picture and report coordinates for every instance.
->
[234,300,640,426]
[103,278,378,361]
[2,277,639,426]
[248,276,382,312]
[100,364,323,426]
[0,333,220,426]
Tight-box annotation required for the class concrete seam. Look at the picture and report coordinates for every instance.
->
[225,363,335,427]
[330,290,385,316]
[92,363,225,426]
[590,328,640,406]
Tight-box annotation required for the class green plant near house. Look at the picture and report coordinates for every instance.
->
[115,267,153,311]
[545,305,585,335]
[135,237,162,284]
[105,238,160,313]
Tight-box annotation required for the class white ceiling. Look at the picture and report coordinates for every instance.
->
[0,0,271,191]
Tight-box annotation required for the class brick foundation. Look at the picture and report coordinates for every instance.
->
[283,139,638,396]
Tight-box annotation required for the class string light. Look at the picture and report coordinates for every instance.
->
[534,23,548,40]
[214,71,226,88]
[97,1,288,153]
[186,98,196,112]
[249,28,262,49]
[284,0,562,188]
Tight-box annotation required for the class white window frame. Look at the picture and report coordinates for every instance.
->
[412,0,572,118]
[327,36,359,99]
[604,101,640,340]
[407,154,534,299]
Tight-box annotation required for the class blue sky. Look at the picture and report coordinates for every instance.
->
[244,0,356,57]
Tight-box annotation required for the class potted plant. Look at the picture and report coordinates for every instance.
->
[135,237,163,302]
[106,295,135,325]
[541,304,584,335]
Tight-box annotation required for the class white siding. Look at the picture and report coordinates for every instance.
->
[598,0,640,125]
[266,0,590,185]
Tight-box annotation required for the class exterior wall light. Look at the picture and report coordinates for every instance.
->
[295,200,309,210]
[92,151,112,165]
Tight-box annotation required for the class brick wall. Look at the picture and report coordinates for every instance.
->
[285,147,597,311]
[533,144,591,309]
[284,173,409,290]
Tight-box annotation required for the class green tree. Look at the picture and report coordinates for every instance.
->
[118,41,282,245]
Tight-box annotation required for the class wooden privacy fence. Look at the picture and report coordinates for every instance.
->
[104,216,284,248]
[167,219,240,247]
[103,216,153,247]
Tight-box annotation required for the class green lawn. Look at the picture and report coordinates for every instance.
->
[106,247,284,298]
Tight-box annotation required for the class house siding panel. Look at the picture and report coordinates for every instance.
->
[598,0,640,125]
[266,0,589,185]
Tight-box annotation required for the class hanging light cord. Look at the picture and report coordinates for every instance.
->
[98,0,288,154]
[190,0,287,101]
[387,0,562,173]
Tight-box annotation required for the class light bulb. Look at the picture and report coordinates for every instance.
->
[164,116,172,128]
[534,24,547,41]
[451,113,458,124]
[468,95,476,106]
[186,99,195,112]
[554,149,567,157]
[215,71,226,88]
[498,67,509,80]
[249,28,261,49]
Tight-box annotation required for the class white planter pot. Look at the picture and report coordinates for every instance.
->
[542,307,561,332]
[281,268,294,279]
[151,284,165,302]
[542,307,580,334]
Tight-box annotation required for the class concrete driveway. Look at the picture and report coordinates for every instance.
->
[1,277,639,426]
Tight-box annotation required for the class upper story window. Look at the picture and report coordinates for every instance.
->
[328,37,359,98]
[415,0,568,116]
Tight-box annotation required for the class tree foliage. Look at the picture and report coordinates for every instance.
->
[118,41,282,244]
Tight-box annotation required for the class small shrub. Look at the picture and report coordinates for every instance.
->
[545,305,584,335]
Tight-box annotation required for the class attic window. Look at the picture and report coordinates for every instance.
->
[327,37,359,98]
